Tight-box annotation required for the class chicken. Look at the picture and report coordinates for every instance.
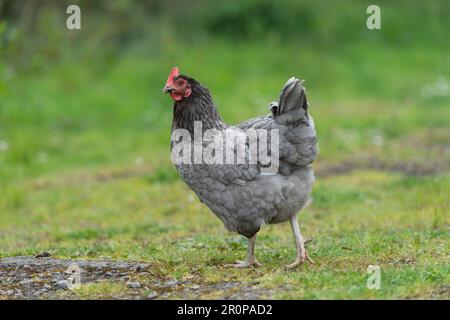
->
[163,67,318,268]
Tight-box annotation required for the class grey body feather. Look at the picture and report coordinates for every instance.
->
[171,78,318,238]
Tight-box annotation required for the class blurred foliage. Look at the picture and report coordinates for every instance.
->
[1,0,449,72]
[0,0,448,180]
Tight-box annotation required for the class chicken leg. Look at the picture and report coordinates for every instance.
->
[226,234,260,268]
[286,215,314,268]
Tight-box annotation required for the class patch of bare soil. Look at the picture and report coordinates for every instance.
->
[0,256,151,299]
[0,256,280,300]
[316,157,449,178]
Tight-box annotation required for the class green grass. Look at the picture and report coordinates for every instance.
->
[0,13,449,298]
[1,168,448,299]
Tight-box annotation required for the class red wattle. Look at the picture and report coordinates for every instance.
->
[171,91,183,101]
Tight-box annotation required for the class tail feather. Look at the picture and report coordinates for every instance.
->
[273,77,309,125]
[272,77,318,167]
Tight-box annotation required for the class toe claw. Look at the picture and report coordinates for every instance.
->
[285,260,301,269]
[285,252,315,269]
[225,260,260,268]
[306,254,315,264]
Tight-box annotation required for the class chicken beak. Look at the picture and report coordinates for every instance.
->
[162,85,173,94]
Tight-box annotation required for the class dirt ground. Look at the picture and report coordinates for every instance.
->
[0,255,284,299]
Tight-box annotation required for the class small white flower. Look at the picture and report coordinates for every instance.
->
[0,140,9,152]
[372,134,384,146]
[134,156,144,166]
[187,194,195,203]
[421,76,449,99]
[37,152,48,163]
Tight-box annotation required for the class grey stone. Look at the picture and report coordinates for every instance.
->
[55,280,70,290]
[159,280,178,288]
[19,278,34,285]
[146,291,158,299]
[126,281,141,289]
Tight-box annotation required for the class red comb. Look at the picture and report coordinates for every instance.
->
[165,66,179,87]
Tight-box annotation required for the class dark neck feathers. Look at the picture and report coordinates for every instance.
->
[171,84,226,133]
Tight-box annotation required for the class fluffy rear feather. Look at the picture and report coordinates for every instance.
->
[271,77,309,125]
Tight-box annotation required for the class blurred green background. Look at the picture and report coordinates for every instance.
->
[0,0,448,299]
[1,0,449,179]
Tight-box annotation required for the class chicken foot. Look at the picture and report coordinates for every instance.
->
[286,215,314,269]
[226,234,260,268]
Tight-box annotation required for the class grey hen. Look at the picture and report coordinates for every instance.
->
[163,67,318,268]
